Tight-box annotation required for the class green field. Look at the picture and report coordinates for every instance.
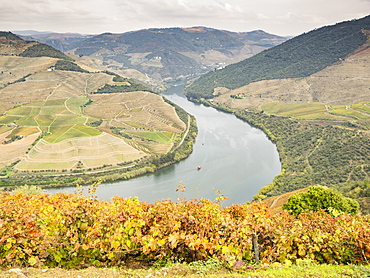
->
[0,115,19,124]
[351,102,370,113]
[126,130,177,143]
[34,115,56,126]
[2,97,93,134]
[45,124,101,143]
[330,105,370,120]
[17,116,39,126]
[16,160,76,170]
[261,102,339,119]
[39,106,68,115]
[8,106,37,116]
[51,115,86,126]
[65,96,89,114]
[8,126,39,136]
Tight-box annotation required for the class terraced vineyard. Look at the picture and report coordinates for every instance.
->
[0,34,193,186]
[260,102,370,121]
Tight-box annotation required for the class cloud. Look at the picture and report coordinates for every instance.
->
[1,0,109,33]
[1,0,369,35]
[111,0,244,20]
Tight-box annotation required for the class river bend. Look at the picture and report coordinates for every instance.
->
[47,86,281,205]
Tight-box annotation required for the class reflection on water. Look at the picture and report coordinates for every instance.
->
[47,86,281,205]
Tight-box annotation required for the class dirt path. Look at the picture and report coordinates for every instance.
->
[172,115,190,152]
[269,195,282,209]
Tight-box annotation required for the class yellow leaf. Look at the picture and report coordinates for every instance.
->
[4,242,12,251]
[111,241,120,249]
[82,244,90,250]
[298,246,306,256]
[126,239,133,249]
[108,252,115,259]
[28,256,38,266]
[158,239,166,246]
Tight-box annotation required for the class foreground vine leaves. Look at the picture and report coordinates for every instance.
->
[0,189,369,269]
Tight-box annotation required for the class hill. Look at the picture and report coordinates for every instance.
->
[18,32,93,53]
[213,40,370,108]
[18,28,287,84]
[0,33,196,187]
[185,15,370,100]
[180,15,370,213]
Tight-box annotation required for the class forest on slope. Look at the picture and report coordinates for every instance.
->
[185,15,370,100]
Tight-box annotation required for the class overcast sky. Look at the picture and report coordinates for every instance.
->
[1,0,369,36]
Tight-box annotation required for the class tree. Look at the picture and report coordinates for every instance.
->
[282,185,360,217]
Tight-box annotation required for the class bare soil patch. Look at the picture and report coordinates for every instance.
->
[0,132,40,168]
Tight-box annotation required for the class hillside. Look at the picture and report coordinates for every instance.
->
[213,41,370,108]
[20,28,287,83]
[180,15,370,213]
[0,33,196,187]
[185,15,370,100]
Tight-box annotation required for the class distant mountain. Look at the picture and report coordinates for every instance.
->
[12,30,54,36]
[15,32,93,52]
[0,31,71,60]
[15,27,287,83]
[185,15,370,99]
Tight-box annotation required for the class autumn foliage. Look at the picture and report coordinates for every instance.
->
[0,190,370,268]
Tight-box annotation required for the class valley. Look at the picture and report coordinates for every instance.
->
[2,12,370,274]
[2,16,370,210]
[20,27,287,84]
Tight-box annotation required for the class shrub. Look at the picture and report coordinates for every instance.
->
[283,185,360,217]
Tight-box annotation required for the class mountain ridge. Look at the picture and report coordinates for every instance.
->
[14,27,287,83]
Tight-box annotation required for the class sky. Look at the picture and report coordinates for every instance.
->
[1,0,369,37]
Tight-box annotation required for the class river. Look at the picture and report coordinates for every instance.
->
[47,86,281,205]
